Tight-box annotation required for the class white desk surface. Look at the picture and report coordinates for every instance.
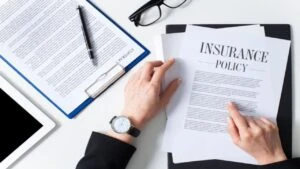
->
[1,0,299,168]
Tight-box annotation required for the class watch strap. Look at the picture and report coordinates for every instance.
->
[128,126,140,137]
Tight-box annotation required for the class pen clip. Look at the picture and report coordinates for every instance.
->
[85,63,125,98]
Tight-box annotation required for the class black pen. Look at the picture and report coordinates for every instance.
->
[77,5,95,61]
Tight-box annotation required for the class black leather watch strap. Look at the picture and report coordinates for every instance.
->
[128,126,140,137]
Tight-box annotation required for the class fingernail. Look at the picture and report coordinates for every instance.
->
[227,117,231,123]
[177,78,182,84]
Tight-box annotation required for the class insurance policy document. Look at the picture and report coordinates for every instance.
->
[156,25,266,152]
[171,26,290,164]
[0,0,145,116]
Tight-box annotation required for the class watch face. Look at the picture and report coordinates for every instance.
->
[112,116,131,133]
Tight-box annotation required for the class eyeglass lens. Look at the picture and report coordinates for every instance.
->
[163,0,187,8]
[140,6,161,26]
[140,0,186,25]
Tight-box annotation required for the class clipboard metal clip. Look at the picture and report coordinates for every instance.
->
[85,63,125,98]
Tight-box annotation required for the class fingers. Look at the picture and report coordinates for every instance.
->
[141,61,163,81]
[259,117,278,132]
[260,117,276,127]
[227,102,248,132]
[246,117,264,136]
[129,70,141,83]
[253,118,266,128]
[151,58,175,85]
[227,117,240,145]
[226,104,284,164]
[160,79,181,108]
[246,116,258,129]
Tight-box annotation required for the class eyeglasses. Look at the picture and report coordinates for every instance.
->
[129,0,187,27]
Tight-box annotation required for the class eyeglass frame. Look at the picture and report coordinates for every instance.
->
[129,0,187,27]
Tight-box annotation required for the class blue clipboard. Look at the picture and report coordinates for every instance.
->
[0,0,150,119]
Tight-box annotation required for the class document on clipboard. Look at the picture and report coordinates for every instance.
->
[0,0,150,118]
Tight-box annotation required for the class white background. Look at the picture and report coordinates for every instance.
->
[1,0,299,169]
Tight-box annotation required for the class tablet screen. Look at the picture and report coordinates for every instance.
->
[0,89,42,162]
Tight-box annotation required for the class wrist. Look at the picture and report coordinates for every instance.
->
[128,116,145,130]
[108,113,141,144]
[121,110,147,129]
[107,130,133,144]
[257,151,287,165]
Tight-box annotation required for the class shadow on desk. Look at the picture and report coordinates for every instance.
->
[126,112,167,169]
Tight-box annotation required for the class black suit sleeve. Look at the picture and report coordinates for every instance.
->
[76,132,300,169]
[259,158,300,169]
[76,132,136,169]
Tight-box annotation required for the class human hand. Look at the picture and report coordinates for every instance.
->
[122,59,181,129]
[227,102,287,165]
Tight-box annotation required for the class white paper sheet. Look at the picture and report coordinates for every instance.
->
[156,25,266,152]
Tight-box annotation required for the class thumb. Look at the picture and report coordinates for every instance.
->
[160,79,181,108]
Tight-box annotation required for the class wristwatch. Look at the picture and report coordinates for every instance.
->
[109,116,141,137]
